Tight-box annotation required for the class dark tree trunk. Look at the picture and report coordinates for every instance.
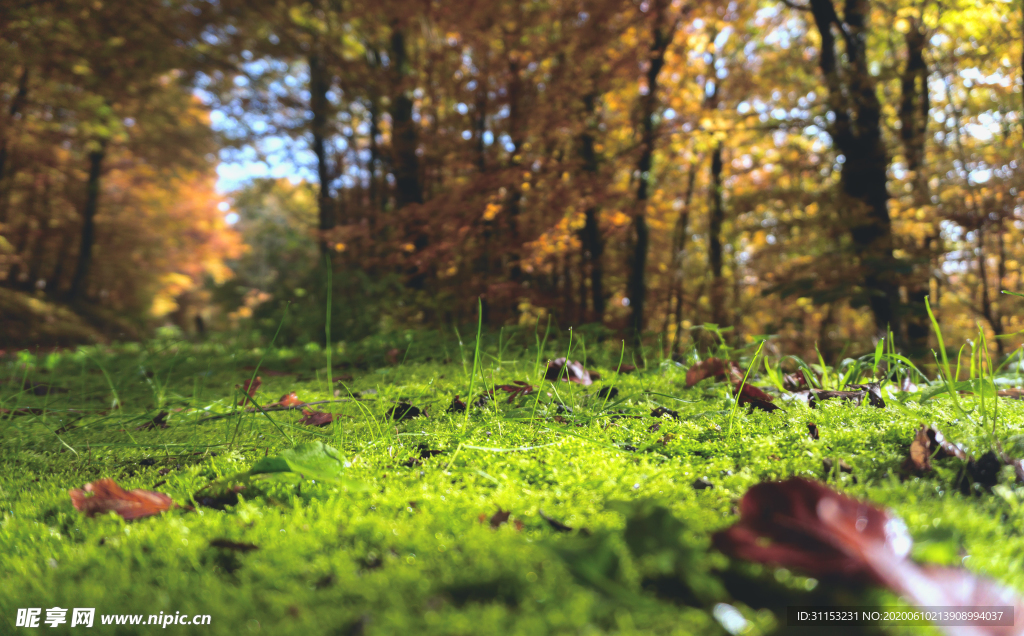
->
[629,0,673,351]
[807,0,901,341]
[0,67,29,202]
[708,142,727,328]
[899,18,932,357]
[390,26,422,208]
[68,141,106,302]
[309,52,334,256]
[669,159,698,354]
[579,91,605,321]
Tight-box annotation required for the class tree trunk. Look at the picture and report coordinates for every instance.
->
[68,142,106,302]
[0,67,29,202]
[670,159,698,354]
[309,52,334,256]
[898,18,932,357]
[390,26,422,208]
[807,0,901,341]
[708,142,727,329]
[628,0,673,351]
[579,91,605,321]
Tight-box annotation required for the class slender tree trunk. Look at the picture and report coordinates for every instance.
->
[670,159,698,354]
[899,18,933,357]
[69,142,106,302]
[807,0,901,341]
[977,218,1005,355]
[309,52,334,256]
[628,0,673,351]
[390,25,422,208]
[578,91,605,321]
[0,67,28,205]
[708,142,727,328]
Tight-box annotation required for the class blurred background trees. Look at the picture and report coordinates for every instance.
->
[1,0,1022,359]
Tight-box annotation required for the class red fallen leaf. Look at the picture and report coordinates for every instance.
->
[714,478,1024,632]
[685,358,743,388]
[447,396,467,413]
[69,478,176,520]
[736,383,780,412]
[496,381,534,402]
[618,364,637,373]
[135,411,169,431]
[237,376,262,406]
[545,358,593,385]
[272,392,304,408]
[298,410,333,427]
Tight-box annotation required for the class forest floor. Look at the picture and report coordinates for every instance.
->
[2,329,1024,635]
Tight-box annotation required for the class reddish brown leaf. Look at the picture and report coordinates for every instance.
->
[496,381,534,402]
[545,358,593,385]
[447,396,467,413]
[904,425,969,473]
[69,478,176,520]
[618,364,637,373]
[685,358,743,388]
[807,422,819,440]
[237,376,262,406]
[273,392,304,408]
[998,388,1024,400]
[135,411,169,431]
[298,410,333,427]
[386,348,401,364]
[783,373,808,391]
[714,478,1024,632]
[736,383,780,412]
[482,508,516,529]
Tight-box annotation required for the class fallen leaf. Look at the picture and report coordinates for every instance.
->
[538,509,574,532]
[783,373,808,391]
[847,382,886,408]
[807,422,819,440]
[809,388,885,409]
[496,381,534,402]
[597,386,619,399]
[685,358,743,388]
[69,478,176,520]
[237,376,262,406]
[998,388,1024,400]
[195,484,245,510]
[135,411,169,431]
[736,383,780,412]
[713,477,1024,632]
[822,457,853,477]
[386,348,401,364]
[618,364,637,373]
[447,396,467,413]
[273,392,304,408]
[298,410,332,427]
[484,509,511,529]
[650,406,680,419]
[545,358,593,385]
[904,425,968,473]
[386,402,425,420]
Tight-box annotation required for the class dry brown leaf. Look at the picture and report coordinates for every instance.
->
[69,478,176,520]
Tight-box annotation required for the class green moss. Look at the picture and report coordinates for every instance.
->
[1,335,1023,634]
